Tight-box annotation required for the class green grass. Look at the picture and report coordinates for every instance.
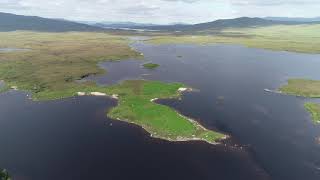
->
[304,103,320,124]
[279,79,320,124]
[0,31,141,100]
[148,24,320,54]
[105,80,225,143]
[142,63,160,69]
[0,169,10,180]
[279,79,320,98]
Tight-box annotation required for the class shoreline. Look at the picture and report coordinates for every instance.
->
[114,116,228,145]
[84,85,228,145]
[147,87,228,145]
[77,91,119,100]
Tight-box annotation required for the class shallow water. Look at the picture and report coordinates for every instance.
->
[1,42,320,180]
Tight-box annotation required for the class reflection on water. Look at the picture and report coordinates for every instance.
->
[1,42,320,180]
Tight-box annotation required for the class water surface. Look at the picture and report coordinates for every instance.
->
[0,91,267,180]
[1,42,320,180]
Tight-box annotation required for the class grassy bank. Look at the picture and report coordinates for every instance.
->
[279,79,320,124]
[105,80,225,143]
[0,31,141,100]
[279,79,320,98]
[304,103,320,124]
[148,24,320,54]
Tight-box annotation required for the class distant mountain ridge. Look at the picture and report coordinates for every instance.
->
[265,17,320,22]
[1,12,320,33]
[112,17,320,32]
[0,12,104,32]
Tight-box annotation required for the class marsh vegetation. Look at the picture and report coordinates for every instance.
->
[148,24,320,54]
[280,79,320,124]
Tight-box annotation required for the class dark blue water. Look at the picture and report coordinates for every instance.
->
[0,91,267,180]
[91,42,320,180]
[1,42,320,180]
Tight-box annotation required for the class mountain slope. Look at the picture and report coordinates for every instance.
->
[0,12,104,32]
[265,17,320,22]
[125,17,320,32]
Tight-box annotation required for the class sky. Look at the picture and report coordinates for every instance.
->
[0,0,319,24]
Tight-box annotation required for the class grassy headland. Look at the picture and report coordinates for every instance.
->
[142,63,160,69]
[105,80,225,143]
[304,103,320,124]
[279,79,320,98]
[148,24,320,54]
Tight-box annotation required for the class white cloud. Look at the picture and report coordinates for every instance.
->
[0,0,319,24]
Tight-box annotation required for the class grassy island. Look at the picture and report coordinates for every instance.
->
[142,63,160,69]
[0,31,225,144]
[148,24,320,54]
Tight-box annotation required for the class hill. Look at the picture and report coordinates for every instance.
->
[265,17,320,22]
[122,17,320,32]
[0,12,104,32]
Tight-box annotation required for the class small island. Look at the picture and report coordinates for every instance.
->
[142,63,160,69]
[279,79,320,124]
[0,169,10,180]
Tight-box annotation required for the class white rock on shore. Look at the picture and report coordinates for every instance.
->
[90,92,107,96]
[178,87,192,92]
[77,92,86,96]
[10,86,18,90]
[111,94,119,99]
[150,98,159,102]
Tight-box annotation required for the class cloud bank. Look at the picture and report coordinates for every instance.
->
[0,0,319,24]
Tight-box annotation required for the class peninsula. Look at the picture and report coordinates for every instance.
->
[0,31,225,144]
